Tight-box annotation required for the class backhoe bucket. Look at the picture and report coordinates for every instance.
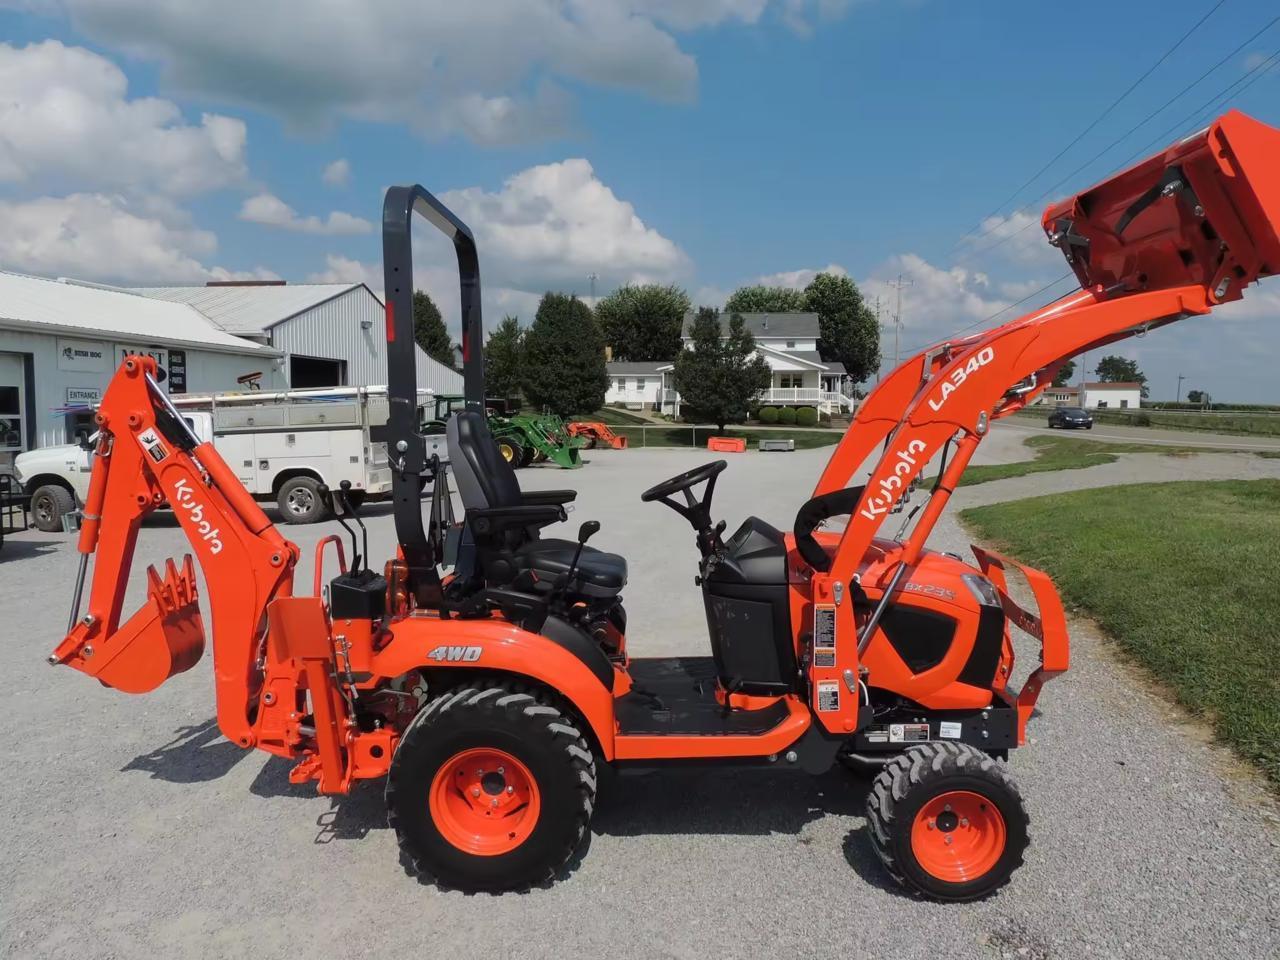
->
[50,556,205,694]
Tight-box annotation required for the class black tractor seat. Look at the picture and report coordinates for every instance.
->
[515,538,627,598]
[447,411,627,599]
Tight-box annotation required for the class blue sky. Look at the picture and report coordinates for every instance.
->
[2,1,1279,400]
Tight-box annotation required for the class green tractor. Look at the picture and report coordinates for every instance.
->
[426,396,583,469]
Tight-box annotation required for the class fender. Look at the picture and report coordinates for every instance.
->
[370,617,619,760]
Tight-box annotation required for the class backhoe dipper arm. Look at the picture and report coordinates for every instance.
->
[49,357,298,749]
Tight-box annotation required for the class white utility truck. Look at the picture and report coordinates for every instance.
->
[14,385,446,528]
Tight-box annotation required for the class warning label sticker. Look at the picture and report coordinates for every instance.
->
[137,428,168,463]
[939,721,962,740]
[816,680,840,712]
[813,604,836,668]
[888,723,930,744]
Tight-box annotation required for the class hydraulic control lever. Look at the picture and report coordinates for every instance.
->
[555,520,600,600]
[320,481,368,573]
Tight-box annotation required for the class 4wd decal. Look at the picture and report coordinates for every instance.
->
[427,645,482,663]
[927,346,995,412]
[859,439,927,520]
[172,477,223,554]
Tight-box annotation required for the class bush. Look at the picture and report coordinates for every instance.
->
[778,407,798,425]
[795,406,818,427]
[758,406,779,424]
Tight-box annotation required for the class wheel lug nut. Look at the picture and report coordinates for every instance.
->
[491,798,499,808]
[497,766,505,774]
[927,820,935,830]
[961,818,969,827]
[471,787,480,798]
[945,835,953,845]
[506,785,514,794]
[943,804,952,812]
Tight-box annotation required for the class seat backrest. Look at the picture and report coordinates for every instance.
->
[447,411,523,511]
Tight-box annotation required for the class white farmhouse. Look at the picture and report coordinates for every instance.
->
[604,312,853,416]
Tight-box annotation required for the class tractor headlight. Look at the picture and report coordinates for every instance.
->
[961,573,1002,608]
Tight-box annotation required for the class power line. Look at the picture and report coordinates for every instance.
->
[951,0,1227,252]
[894,272,1075,357]
[953,17,1280,271]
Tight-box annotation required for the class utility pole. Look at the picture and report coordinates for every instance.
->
[872,295,883,382]
[588,272,598,301]
[886,274,913,367]
[1176,373,1185,403]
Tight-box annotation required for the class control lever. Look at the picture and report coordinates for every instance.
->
[320,481,368,573]
[556,520,600,597]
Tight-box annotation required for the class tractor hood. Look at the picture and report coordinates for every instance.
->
[1042,110,1280,304]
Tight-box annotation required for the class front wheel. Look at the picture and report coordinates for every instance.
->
[388,681,597,891]
[866,742,1029,901]
[496,438,524,467]
[30,484,75,532]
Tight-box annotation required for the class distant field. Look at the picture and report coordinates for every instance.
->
[963,480,1280,786]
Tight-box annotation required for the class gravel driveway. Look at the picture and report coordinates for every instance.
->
[2,442,1276,960]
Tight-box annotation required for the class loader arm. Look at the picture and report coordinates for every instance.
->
[804,110,1280,735]
[49,356,299,749]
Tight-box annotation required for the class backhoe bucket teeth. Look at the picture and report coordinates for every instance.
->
[51,555,205,694]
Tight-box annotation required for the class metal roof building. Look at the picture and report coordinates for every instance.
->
[130,281,464,395]
[0,272,283,465]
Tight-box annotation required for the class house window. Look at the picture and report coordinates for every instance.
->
[785,340,795,348]
[778,374,803,389]
[1120,399,1129,409]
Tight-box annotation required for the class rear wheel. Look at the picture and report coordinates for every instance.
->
[276,476,328,524]
[30,483,75,532]
[388,681,597,891]
[866,742,1028,901]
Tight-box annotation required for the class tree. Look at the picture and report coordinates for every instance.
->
[1186,389,1209,406]
[1052,359,1076,386]
[673,309,771,432]
[596,283,690,361]
[802,272,880,384]
[723,285,806,314]
[1094,354,1149,398]
[413,290,453,369]
[521,293,609,416]
[485,315,524,400]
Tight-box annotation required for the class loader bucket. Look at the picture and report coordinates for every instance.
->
[1042,110,1280,299]
[51,556,205,694]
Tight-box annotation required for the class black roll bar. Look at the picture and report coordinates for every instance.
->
[378,185,486,601]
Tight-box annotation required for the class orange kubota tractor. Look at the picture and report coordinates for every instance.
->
[566,421,629,449]
[48,112,1280,900]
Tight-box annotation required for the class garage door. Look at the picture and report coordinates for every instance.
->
[290,354,346,388]
[0,352,25,471]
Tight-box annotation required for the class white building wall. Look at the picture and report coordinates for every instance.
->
[0,327,285,454]
[756,336,817,352]
[605,374,663,406]
[1082,386,1142,410]
[270,287,463,395]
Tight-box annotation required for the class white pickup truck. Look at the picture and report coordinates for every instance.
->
[14,385,446,529]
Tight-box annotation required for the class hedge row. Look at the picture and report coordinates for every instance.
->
[755,405,822,426]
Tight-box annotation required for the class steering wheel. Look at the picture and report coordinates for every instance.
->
[640,459,727,502]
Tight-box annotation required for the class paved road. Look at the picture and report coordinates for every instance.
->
[1,445,1277,960]
[1001,415,1280,452]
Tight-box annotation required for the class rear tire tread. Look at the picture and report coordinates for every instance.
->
[387,678,597,892]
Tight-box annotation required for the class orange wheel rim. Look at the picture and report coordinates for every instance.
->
[429,748,541,856]
[910,790,1006,883]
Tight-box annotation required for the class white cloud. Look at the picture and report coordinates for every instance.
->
[321,158,350,187]
[0,40,246,195]
[46,1,857,145]
[440,158,689,290]
[957,208,1061,269]
[0,193,270,283]
[753,263,848,289]
[307,254,384,295]
[239,193,373,235]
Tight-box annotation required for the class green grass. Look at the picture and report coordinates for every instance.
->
[1256,451,1280,459]
[590,407,651,426]
[962,480,1280,786]
[608,425,840,450]
[950,434,1238,487]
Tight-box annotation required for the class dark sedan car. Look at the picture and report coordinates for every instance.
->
[1047,406,1093,429]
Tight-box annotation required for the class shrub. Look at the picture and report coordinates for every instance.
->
[795,406,818,427]
[778,407,798,425]
[758,406,780,424]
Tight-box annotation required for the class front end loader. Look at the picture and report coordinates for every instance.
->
[46,111,1280,900]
